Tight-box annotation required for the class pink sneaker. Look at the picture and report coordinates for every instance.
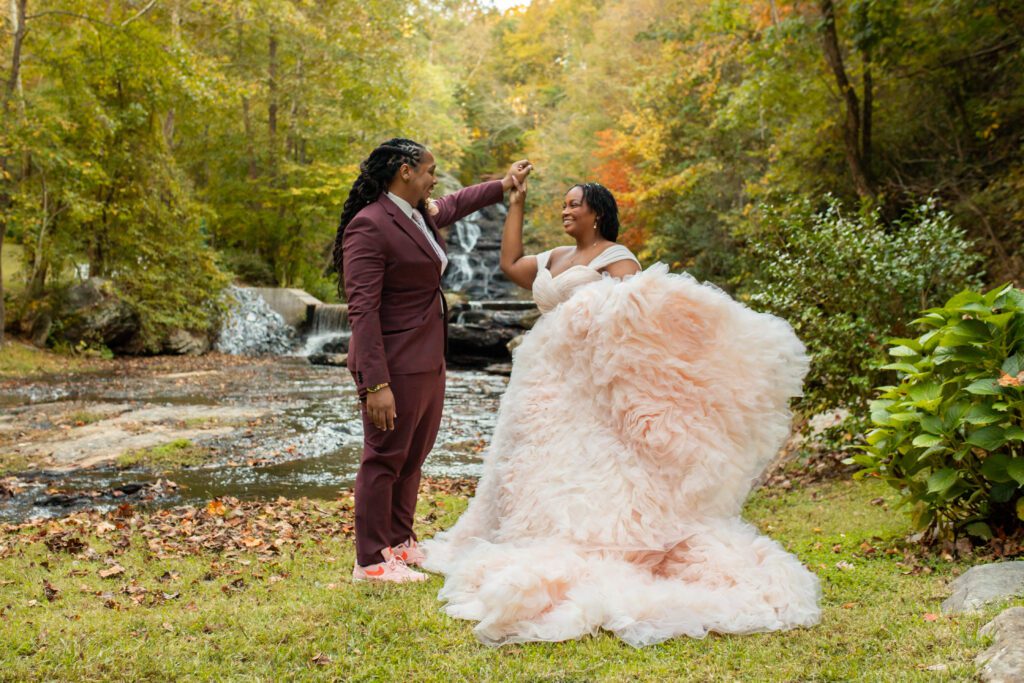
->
[352,547,427,584]
[393,538,426,566]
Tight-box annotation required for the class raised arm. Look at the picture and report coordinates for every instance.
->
[430,160,533,228]
[431,179,504,229]
[499,178,538,290]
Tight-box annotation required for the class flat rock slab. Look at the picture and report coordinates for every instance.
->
[4,404,270,470]
[943,562,1024,614]
[978,607,1024,683]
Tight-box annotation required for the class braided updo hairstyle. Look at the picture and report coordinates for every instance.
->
[570,182,620,242]
[331,138,427,287]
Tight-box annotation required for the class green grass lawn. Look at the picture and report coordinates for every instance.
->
[0,477,1017,682]
[0,341,92,378]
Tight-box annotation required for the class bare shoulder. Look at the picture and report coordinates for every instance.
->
[546,245,574,268]
[593,243,641,277]
[602,258,642,279]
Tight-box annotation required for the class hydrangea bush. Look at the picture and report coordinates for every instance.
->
[850,284,1024,540]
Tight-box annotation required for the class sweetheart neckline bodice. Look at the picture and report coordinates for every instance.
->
[531,245,642,314]
[540,264,597,280]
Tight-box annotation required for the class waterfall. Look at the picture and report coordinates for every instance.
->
[456,301,484,324]
[298,304,350,357]
[215,287,297,356]
[454,216,482,252]
[443,202,521,300]
[446,253,474,292]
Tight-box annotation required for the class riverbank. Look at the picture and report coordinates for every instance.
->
[0,340,102,379]
[1,348,287,473]
[0,476,1009,680]
[0,346,506,522]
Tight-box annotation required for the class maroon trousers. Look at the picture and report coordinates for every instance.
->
[354,365,445,566]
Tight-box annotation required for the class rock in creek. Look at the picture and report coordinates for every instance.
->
[39,479,178,508]
[163,328,212,356]
[446,304,539,367]
[307,353,348,367]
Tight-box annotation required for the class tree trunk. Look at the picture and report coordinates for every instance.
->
[268,29,278,170]
[163,0,180,147]
[170,0,180,42]
[1,0,29,344]
[819,0,874,199]
[0,227,5,344]
[3,0,27,114]
[862,46,873,187]
[28,171,52,298]
[242,96,258,179]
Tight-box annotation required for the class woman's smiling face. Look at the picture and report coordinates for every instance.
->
[561,186,597,237]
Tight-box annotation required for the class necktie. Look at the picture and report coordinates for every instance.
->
[412,210,448,274]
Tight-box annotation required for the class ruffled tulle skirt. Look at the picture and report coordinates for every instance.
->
[422,265,821,647]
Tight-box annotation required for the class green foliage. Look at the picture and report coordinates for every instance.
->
[2,0,476,344]
[462,0,1024,285]
[4,0,1021,355]
[746,197,982,410]
[851,284,1024,540]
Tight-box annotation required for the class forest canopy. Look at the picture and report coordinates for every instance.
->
[1,1,1021,374]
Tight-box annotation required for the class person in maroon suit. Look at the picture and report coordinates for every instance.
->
[332,138,531,582]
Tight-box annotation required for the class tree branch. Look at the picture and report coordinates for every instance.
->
[120,0,158,28]
[24,9,117,28]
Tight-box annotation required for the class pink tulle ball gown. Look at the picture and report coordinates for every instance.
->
[421,246,822,647]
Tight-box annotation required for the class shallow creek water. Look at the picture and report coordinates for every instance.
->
[0,358,507,521]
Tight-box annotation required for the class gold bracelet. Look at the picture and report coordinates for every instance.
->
[366,383,389,394]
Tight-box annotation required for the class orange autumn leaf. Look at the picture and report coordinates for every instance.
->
[206,500,226,516]
[922,613,940,622]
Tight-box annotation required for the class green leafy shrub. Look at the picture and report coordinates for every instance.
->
[745,197,982,410]
[850,284,1024,541]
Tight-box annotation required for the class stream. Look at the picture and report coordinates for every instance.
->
[0,357,507,521]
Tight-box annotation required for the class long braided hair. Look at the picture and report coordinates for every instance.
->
[332,138,427,290]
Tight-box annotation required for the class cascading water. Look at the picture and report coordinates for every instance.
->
[298,304,350,356]
[215,286,297,356]
[443,202,522,300]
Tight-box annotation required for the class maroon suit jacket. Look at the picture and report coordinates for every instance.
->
[342,180,504,392]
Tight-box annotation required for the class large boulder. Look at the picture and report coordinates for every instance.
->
[57,278,140,351]
[446,303,539,367]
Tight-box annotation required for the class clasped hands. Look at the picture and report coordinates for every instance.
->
[502,160,533,204]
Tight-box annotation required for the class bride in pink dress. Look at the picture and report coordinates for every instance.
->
[421,178,821,647]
